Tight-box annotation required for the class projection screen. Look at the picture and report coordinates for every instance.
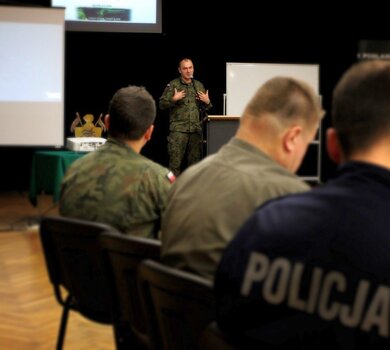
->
[0,5,65,147]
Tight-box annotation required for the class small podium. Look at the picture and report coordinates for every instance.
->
[206,115,240,156]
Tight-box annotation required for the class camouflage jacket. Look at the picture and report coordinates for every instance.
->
[159,77,212,133]
[59,138,174,238]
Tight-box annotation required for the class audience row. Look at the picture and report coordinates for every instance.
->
[58,59,390,348]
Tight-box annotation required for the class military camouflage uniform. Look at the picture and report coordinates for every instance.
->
[59,138,174,238]
[159,77,212,176]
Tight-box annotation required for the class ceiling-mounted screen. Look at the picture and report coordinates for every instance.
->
[52,0,162,33]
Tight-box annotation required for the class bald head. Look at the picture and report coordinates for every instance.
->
[235,76,322,172]
[242,76,322,129]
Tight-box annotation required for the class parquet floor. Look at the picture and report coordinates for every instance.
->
[0,191,115,349]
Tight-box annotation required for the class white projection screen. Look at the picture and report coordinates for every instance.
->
[0,6,65,147]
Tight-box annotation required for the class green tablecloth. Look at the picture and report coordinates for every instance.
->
[29,150,86,206]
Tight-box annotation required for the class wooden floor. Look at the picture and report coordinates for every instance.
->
[0,191,116,349]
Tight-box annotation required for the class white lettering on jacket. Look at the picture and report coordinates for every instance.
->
[241,252,390,338]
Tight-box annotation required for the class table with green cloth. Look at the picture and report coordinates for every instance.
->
[29,150,87,206]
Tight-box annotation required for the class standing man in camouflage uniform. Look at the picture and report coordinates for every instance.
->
[159,58,212,176]
[59,85,175,239]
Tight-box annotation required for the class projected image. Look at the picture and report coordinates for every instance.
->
[53,0,156,24]
[77,7,131,22]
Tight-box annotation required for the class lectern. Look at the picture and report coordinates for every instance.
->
[205,115,322,184]
[205,115,239,156]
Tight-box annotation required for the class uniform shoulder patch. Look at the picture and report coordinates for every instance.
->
[167,171,176,183]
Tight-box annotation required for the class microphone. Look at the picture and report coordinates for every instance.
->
[190,76,197,93]
[190,75,196,92]
[190,76,207,122]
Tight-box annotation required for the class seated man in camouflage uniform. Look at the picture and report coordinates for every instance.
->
[60,85,175,238]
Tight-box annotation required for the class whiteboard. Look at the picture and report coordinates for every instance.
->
[226,63,319,116]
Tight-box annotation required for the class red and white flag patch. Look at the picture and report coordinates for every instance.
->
[167,171,176,183]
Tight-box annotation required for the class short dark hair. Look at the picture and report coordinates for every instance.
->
[332,60,390,158]
[108,85,156,140]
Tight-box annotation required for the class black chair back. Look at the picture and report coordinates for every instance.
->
[99,231,161,349]
[39,215,117,349]
[138,259,215,350]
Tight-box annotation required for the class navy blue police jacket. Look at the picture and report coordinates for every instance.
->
[215,161,390,350]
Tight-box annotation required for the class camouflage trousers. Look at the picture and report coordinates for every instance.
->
[167,131,202,176]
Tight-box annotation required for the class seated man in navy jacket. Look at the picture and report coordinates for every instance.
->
[215,60,390,349]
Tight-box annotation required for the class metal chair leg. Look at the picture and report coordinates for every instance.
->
[56,295,72,350]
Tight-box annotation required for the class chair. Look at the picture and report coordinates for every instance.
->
[137,259,215,350]
[199,321,237,350]
[99,231,161,349]
[39,216,117,350]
